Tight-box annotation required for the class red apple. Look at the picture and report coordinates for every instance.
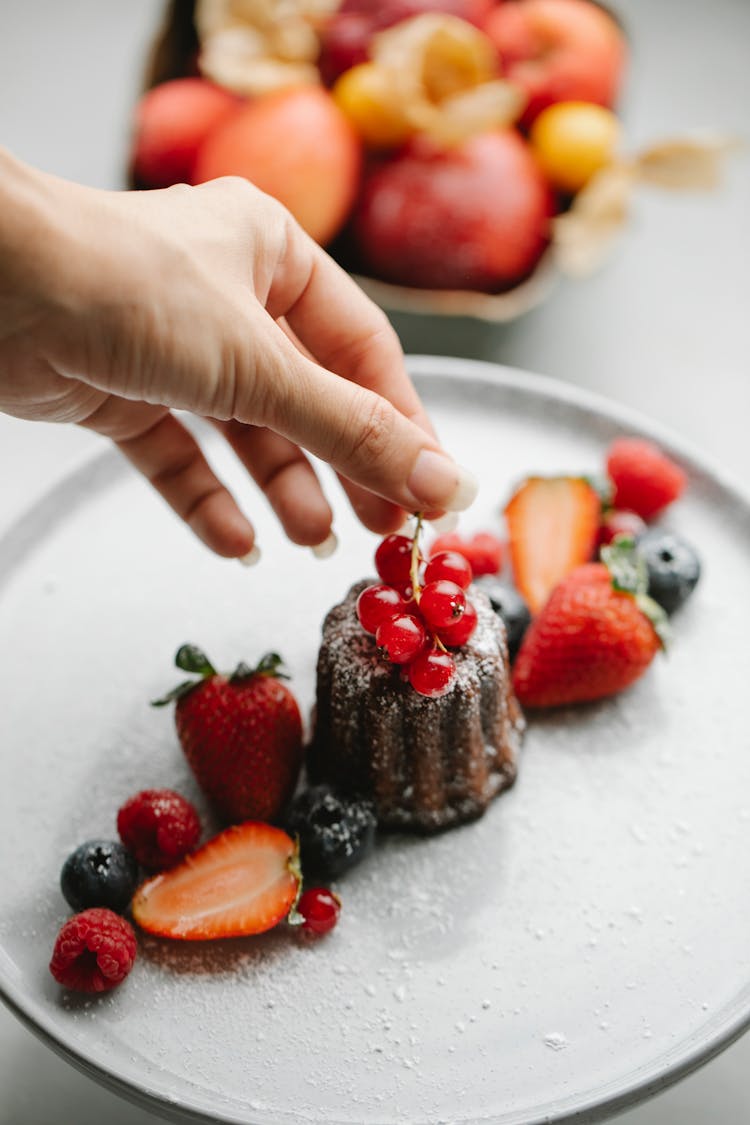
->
[318,12,375,87]
[193,88,363,245]
[341,0,494,24]
[353,131,553,291]
[320,1,497,86]
[131,78,240,188]
[483,0,627,127]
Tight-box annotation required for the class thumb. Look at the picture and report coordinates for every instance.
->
[242,320,478,515]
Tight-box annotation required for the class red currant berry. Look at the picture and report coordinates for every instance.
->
[465,532,504,576]
[437,597,478,647]
[424,550,473,590]
[419,580,466,629]
[298,887,341,935]
[376,614,426,664]
[356,584,405,634]
[375,535,415,586]
[429,532,504,577]
[408,648,457,698]
[597,509,648,548]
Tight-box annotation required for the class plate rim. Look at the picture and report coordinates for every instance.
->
[1,356,749,1125]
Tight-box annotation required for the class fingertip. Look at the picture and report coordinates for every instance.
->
[188,491,256,559]
[347,492,406,536]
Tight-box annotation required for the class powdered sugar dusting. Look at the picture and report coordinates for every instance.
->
[307,579,524,831]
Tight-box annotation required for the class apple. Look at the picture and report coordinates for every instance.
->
[320,0,497,86]
[341,0,494,24]
[353,131,553,291]
[483,0,627,127]
[131,78,240,189]
[318,12,375,87]
[193,87,363,245]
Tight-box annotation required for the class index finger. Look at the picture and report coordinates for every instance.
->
[267,226,437,441]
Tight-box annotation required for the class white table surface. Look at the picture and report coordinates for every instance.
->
[1,2,748,1124]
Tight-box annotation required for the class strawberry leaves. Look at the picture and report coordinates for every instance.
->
[601,537,671,649]
[175,645,217,677]
[151,646,291,708]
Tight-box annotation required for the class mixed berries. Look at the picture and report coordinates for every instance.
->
[43,432,701,993]
[357,520,481,698]
[504,436,701,708]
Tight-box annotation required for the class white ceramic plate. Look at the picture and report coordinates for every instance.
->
[1,358,749,1125]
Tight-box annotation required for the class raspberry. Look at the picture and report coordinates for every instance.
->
[117,789,201,871]
[606,438,687,520]
[49,908,136,993]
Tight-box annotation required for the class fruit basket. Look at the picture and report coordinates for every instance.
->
[129,0,730,322]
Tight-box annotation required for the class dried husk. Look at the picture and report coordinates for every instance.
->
[195,0,334,94]
[371,14,525,144]
[635,134,740,190]
[552,134,738,277]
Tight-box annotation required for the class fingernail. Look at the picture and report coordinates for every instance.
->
[407,451,478,512]
[239,545,261,567]
[311,531,338,559]
[428,512,459,534]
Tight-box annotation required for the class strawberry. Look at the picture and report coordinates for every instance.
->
[131,822,300,940]
[606,437,687,520]
[512,538,669,708]
[153,646,303,825]
[504,476,601,614]
[428,531,505,576]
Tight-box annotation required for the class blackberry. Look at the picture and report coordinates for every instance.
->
[286,785,376,880]
[60,840,139,914]
[474,577,531,661]
[637,529,701,614]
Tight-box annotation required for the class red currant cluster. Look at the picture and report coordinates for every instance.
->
[356,521,478,698]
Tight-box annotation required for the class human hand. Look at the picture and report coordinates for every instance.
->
[0,150,476,558]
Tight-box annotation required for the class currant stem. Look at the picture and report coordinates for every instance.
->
[408,512,449,655]
[410,512,424,604]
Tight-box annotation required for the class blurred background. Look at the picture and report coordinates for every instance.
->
[1,1,749,1123]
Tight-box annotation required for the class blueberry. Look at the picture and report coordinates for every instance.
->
[636,529,701,614]
[285,785,377,880]
[60,840,139,914]
[474,577,531,662]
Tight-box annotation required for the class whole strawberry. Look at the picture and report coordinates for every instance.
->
[512,540,669,708]
[154,646,303,825]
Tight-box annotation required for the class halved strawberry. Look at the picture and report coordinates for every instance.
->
[131,822,300,940]
[504,476,601,614]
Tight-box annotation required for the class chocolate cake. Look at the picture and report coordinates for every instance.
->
[308,580,524,833]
